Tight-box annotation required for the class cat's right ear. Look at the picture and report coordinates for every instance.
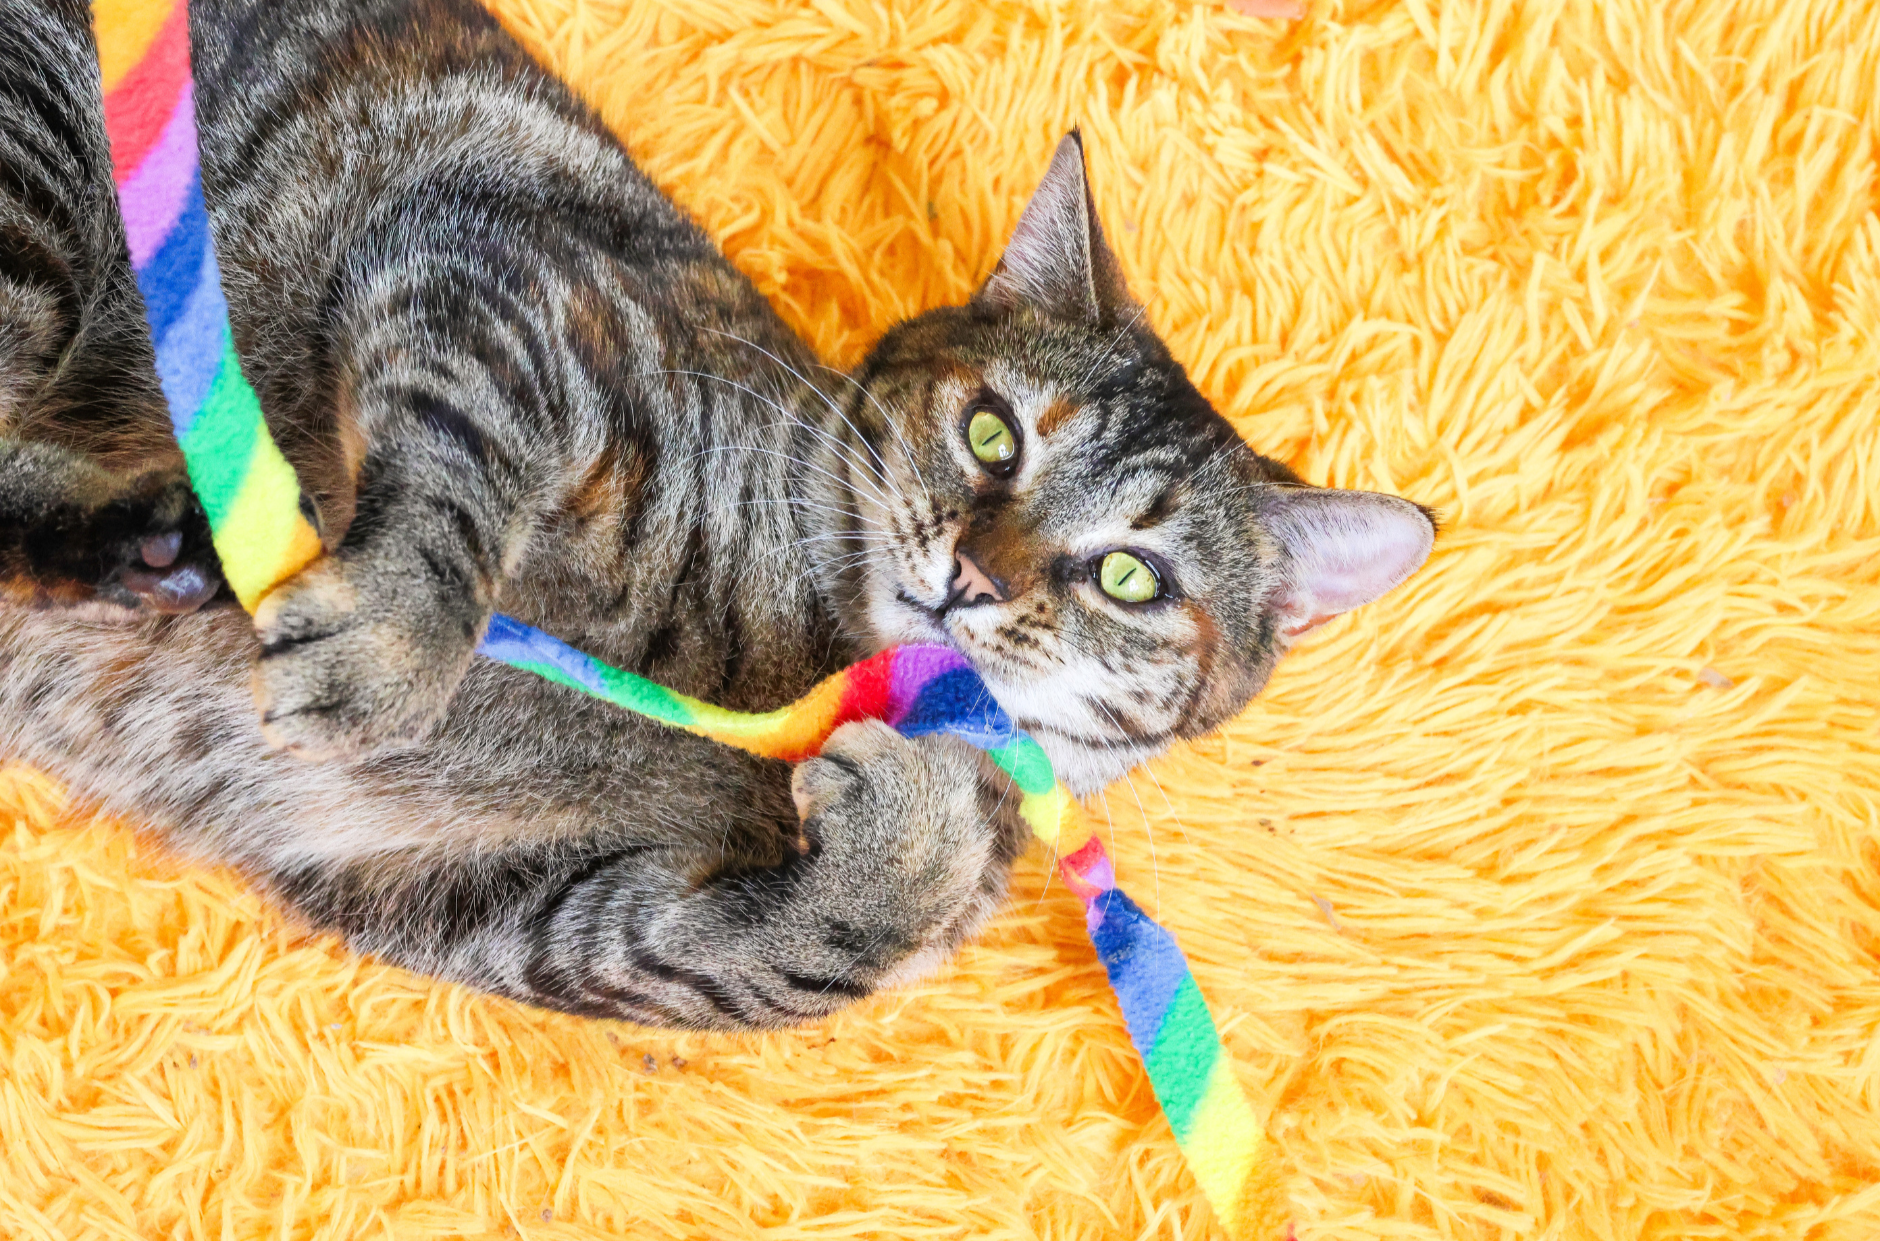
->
[1261,488,1436,642]
[972,131,1136,326]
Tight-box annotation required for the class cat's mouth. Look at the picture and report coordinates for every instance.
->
[892,588,960,649]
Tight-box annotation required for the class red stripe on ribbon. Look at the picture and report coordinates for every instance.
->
[103,2,190,182]
[1057,834,1112,902]
[833,648,897,733]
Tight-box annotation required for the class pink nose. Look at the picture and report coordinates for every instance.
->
[948,553,1006,606]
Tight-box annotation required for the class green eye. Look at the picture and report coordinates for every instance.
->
[1099,551,1159,603]
[967,408,1018,469]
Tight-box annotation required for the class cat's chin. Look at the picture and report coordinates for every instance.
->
[859,589,1169,797]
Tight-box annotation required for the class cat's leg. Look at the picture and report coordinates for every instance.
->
[0,442,223,612]
[244,367,551,760]
[2,593,1026,1028]
[259,720,1027,1029]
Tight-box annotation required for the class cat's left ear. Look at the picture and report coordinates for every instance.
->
[973,131,1136,326]
[1262,488,1436,641]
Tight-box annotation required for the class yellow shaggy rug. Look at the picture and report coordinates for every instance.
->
[7,0,1880,1236]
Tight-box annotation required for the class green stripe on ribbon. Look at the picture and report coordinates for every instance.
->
[589,658,698,726]
[1142,975,1222,1142]
[989,736,1056,794]
[179,331,262,528]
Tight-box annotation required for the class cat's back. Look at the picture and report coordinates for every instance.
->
[188,0,727,326]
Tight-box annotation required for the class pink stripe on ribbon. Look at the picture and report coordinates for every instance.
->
[120,82,197,270]
[1059,835,1115,906]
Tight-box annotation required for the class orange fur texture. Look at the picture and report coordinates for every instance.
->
[6,0,1880,1236]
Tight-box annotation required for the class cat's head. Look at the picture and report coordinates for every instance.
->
[837,133,1433,793]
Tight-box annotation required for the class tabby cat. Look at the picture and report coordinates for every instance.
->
[0,0,1434,1029]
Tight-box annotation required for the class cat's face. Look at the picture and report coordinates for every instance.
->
[838,135,1433,793]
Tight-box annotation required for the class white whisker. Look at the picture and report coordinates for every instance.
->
[730,495,882,532]
[634,365,897,508]
[686,443,894,511]
[1094,699,1162,914]
[1080,303,1150,390]
[805,359,930,499]
[694,326,916,504]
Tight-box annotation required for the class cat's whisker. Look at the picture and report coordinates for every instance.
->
[722,406,903,501]
[1096,786,1122,883]
[780,551,890,594]
[778,540,883,570]
[760,540,891,591]
[687,443,896,512]
[694,325,914,500]
[629,365,897,507]
[716,429,900,513]
[1086,687,1194,848]
[1137,759,1193,848]
[1189,439,1249,489]
[1079,302,1150,389]
[784,418,907,505]
[1094,699,1162,912]
[1119,766,1161,916]
[804,360,931,500]
[750,531,879,573]
[730,496,883,532]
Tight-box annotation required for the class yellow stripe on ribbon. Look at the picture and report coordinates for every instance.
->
[1180,1060,1268,1237]
[92,0,179,90]
[214,435,324,612]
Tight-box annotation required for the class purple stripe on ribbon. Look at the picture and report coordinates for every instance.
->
[886,645,972,722]
[156,246,231,437]
[1076,857,1117,923]
[120,82,197,270]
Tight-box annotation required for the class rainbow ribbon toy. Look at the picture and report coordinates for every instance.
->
[96,0,323,610]
[94,2,1282,1234]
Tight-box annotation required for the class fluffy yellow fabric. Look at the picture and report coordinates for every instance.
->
[6,0,1880,1235]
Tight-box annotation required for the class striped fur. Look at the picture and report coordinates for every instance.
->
[0,0,1432,1029]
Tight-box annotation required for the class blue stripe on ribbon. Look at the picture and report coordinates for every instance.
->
[1087,887,1193,1055]
[136,171,209,343]
[476,614,611,696]
[155,249,231,437]
[896,666,1015,748]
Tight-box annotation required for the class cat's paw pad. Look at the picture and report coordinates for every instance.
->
[106,474,223,614]
[250,553,481,760]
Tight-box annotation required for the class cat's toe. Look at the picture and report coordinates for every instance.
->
[789,717,897,826]
[787,721,1024,986]
[250,557,475,760]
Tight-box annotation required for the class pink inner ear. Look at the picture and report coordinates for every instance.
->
[1268,490,1436,629]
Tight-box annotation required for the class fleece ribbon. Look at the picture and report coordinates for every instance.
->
[94,0,323,611]
[93,2,1278,1233]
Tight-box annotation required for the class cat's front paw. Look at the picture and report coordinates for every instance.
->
[250,549,485,760]
[789,720,1026,990]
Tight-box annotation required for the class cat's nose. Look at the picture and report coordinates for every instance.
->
[946,553,1007,608]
